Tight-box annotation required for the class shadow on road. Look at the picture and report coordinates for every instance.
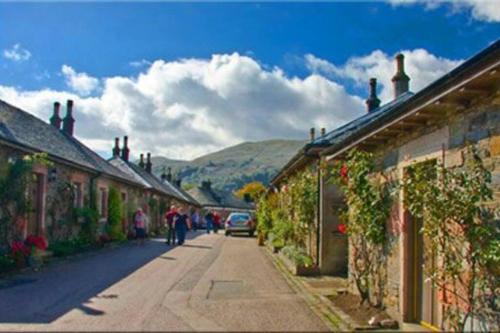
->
[0,231,204,324]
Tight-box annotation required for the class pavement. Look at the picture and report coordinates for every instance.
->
[0,231,329,332]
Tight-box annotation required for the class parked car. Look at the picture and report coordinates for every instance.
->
[225,212,255,237]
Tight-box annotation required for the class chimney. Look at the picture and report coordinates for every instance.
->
[139,153,145,168]
[112,137,120,157]
[145,152,152,173]
[50,102,62,129]
[175,178,182,188]
[392,53,410,98]
[309,128,315,142]
[62,100,75,136]
[161,167,167,182]
[320,128,326,137]
[166,167,172,182]
[121,136,130,162]
[366,78,381,112]
[202,180,211,190]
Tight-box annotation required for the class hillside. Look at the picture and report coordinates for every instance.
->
[151,139,305,193]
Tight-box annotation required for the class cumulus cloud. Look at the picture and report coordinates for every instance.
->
[388,0,500,22]
[0,53,364,160]
[129,59,152,68]
[306,49,462,102]
[61,65,100,96]
[3,44,31,62]
[0,50,462,160]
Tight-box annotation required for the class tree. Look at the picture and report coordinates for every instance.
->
[235,181,266,202]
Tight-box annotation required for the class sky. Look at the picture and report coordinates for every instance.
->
[0,1,499,160]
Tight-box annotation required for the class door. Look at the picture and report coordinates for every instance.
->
[27,173,44,235]
[404,160,439,329]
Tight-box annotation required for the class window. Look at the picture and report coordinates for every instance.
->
[99,188,108,217]
[73,182,83,208]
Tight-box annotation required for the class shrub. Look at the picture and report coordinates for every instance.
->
[282,245,314,267]
[106,187,125,241]
[0,253,15,273]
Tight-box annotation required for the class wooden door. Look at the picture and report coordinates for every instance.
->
[27,173,44,235]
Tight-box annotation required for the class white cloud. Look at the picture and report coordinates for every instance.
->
[61,65,100,96]
[388,0,500,22]
[306,49,462,102]
[0,50,462,161]
[3,44,31,62]
[129,59,152,68]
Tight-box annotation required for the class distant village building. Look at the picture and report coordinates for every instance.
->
[270,40,500,329]
[187,180,254,219]
[109,141,200,232]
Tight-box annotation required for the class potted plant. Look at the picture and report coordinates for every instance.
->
[10,241,30,268]
[25,235,48,270]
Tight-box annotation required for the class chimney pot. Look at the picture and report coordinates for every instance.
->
[145,152,152,173]
[121,136,130,162]
[309,128,315,142]
[320,128,326,137]
[139,153,145,168]
[112,137,120,157]
[62,99,75,136]
[391,53,410,99]
[50,102,62,129]
[365,78,381,112]
[166,167,172,182]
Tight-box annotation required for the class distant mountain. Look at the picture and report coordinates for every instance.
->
[151,139,305,194]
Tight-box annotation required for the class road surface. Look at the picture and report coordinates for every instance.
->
[0,231,328,331]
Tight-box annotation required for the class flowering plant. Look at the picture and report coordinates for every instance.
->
[25,235,48,251]
[11,241,31,257]
[337,223,347,234]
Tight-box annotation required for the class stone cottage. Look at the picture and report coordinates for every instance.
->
[187,180,254,221]
[319,41,500,329]
[0,99,146,245]
[108,142,200,233]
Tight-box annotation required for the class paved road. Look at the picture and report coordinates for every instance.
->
[0,231,328,331]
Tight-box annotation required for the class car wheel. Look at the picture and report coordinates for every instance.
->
[225,231,230,236]
[249,231,254,237]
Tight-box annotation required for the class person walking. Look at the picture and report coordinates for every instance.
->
[191,209,200,230]
[134,208,147,246]
[174,206,190,245]
[213,210,221,234]
[204,210,214,234]
[165,205,177,245]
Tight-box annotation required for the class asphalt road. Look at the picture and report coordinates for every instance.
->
[0,231,329,331]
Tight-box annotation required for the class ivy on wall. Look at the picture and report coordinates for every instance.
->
[403,146,499,331]
[329,149,396,307]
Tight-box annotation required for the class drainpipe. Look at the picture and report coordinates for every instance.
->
[90,172,102,210]
[316,159,321,267]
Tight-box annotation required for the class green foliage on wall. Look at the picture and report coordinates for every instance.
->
[106,187,125,241]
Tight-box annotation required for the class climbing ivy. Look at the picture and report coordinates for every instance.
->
[403,146,499,331]
[329,149,395,306]
[106,187,125,241]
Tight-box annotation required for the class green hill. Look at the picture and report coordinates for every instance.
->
[151,139,304,193]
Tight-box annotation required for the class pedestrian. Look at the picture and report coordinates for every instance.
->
[213,210,221,234]
[134,208,147,246]
[174,206,190,245]
[204,210,214,234]
[191,209,200,230]
[165,205,177,245]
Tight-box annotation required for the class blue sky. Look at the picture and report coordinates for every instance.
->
[0,1,499,159]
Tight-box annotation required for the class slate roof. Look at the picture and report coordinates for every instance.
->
[270,92,414,186]
[0,99,143,186]
[109,156,200,206]
[187,185,254,210]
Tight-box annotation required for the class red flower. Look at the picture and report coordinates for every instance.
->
[338,223,347,234]
[11,241,31,257]
[340,164,348,180]
[25,235,48,251]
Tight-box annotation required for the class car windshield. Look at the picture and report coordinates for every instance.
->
[230,214,250,223]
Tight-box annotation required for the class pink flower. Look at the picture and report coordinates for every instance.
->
[11,241,31,257]
[338,223,347,234]
[25,235,48,250]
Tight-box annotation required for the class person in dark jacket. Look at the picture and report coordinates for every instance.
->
[204,211,214,234]
[165,205,177,245]
[174,206,190,245]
